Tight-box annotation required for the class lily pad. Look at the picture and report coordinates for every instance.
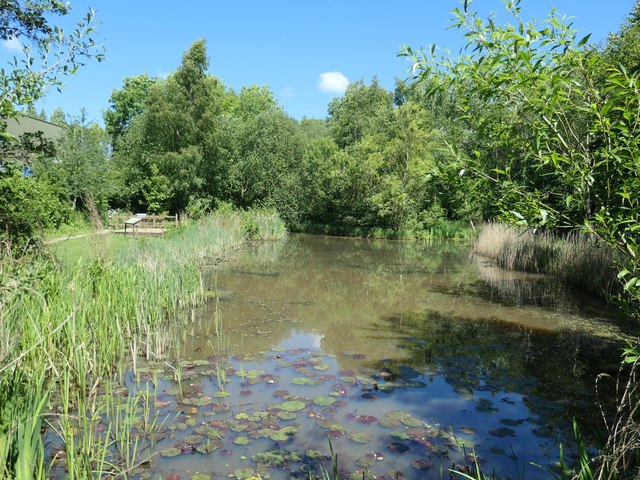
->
[347,431,373,444]
[278,400,305,412]
[379,416,402,428]
[181,396,211,407]
[313,363,331,371]
[183,434,204,444]
[291,377,320,386]
[277,411,297,420]
[233,468,254,479]
[459,426,476,435]
[233,436,250,445]
[390,431,411,441]
[476,398,498,414]
[411,459,434,471]
[500,418,525,427]
[195,438,223,454]
[489,427,516,438]
[160,447,182,457]
[385,411,422,427]
[313,396,335,406]
[356,415,377,424]
[387,442,410,454]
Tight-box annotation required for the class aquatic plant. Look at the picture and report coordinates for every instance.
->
[0,207,287,478]
[474,223,618,298]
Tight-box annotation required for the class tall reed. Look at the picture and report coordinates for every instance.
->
[0,207,286,478]
[474,223,618,298]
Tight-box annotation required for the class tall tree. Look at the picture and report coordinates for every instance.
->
[104,74,157,145]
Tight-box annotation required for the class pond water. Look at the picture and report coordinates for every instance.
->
[52,234,635,479]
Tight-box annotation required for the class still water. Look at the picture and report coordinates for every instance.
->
[125,235,635,479]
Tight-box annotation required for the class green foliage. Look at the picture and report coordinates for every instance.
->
[403,0,640,315]
[0,167,69,245]
[0,1,104,128]
[35,111,114,212]
[104,74,158,144]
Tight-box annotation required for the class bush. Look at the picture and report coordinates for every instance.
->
[0,168,70,246]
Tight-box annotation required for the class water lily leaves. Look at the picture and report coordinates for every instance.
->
[183,434,204,444]
[277,400,305,412]
[355,415,377,424]
[159,446,182,457]
[379,415,402,428]
[291,377,320,386]
[489,427,516,438]
[233,436,250,445]
[347,431,373,444]
[459,426,476,435]
[195,424,224,438]
[195,438,223,454]
[313,363,331,371]
[180,396,211,407]
[476,398,498,414]
[387,442,410,454]
[230,423,248,433]
[384,411,422,427]
[390,431,411,441]
[339,376,356,384]
[316,419,345,433]
[500,418,525,427]
[411,459,434,471]
[233,468,254,479]
[269,426,298,441]
[253,449,301,466]
[277,411,297,420]
[313,396,335,406]
[214,391,231,398]
[243,369,265,379]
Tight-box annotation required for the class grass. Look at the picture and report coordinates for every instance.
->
[474,223,618,298]
[0,207,286,479]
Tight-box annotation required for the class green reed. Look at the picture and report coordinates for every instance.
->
[0,208,287,478]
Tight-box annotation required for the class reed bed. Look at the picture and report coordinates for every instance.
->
[0,207,286,479]
[474,223,618,298]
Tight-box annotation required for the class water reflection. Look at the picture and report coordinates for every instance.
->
[169,234,633,479]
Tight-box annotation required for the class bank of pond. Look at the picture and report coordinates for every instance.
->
[0,213,636,479]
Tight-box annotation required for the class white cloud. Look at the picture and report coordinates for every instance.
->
[317,71,349,94]
[280,86,295,98]
[2,37,23,53]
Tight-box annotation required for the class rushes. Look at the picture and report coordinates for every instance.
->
[474,223,618,298]
[0,207,287,478]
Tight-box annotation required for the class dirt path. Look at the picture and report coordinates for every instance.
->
[44,229,111,245]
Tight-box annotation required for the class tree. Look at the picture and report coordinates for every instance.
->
[35,111,113,211]
[0,0,103,140]
[327,79,393,149]
[104,74,157,144]
[403,0,640,311]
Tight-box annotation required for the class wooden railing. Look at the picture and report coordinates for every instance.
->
[107,213,179,236]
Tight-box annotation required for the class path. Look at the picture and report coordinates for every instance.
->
[44,229,111,245]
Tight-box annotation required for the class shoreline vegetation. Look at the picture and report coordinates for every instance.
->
[0,208,286,479]
[474,223,619,301]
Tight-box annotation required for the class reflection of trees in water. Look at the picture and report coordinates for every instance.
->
[192,235,473,360]
[375,311,623,447]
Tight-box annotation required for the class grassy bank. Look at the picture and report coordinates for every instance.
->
[0,208,286,478]
[474,223,618,299]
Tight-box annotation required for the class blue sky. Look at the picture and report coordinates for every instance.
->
[1,0,636,124]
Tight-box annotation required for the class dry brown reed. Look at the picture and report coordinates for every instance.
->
[474,223,618,298]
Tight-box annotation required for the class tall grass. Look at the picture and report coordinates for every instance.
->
[474,223,618,298]
[0,207,286,478]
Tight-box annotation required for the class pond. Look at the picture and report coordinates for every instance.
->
[51,234,635,479]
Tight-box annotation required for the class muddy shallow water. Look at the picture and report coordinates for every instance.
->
[52,234,635,479]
